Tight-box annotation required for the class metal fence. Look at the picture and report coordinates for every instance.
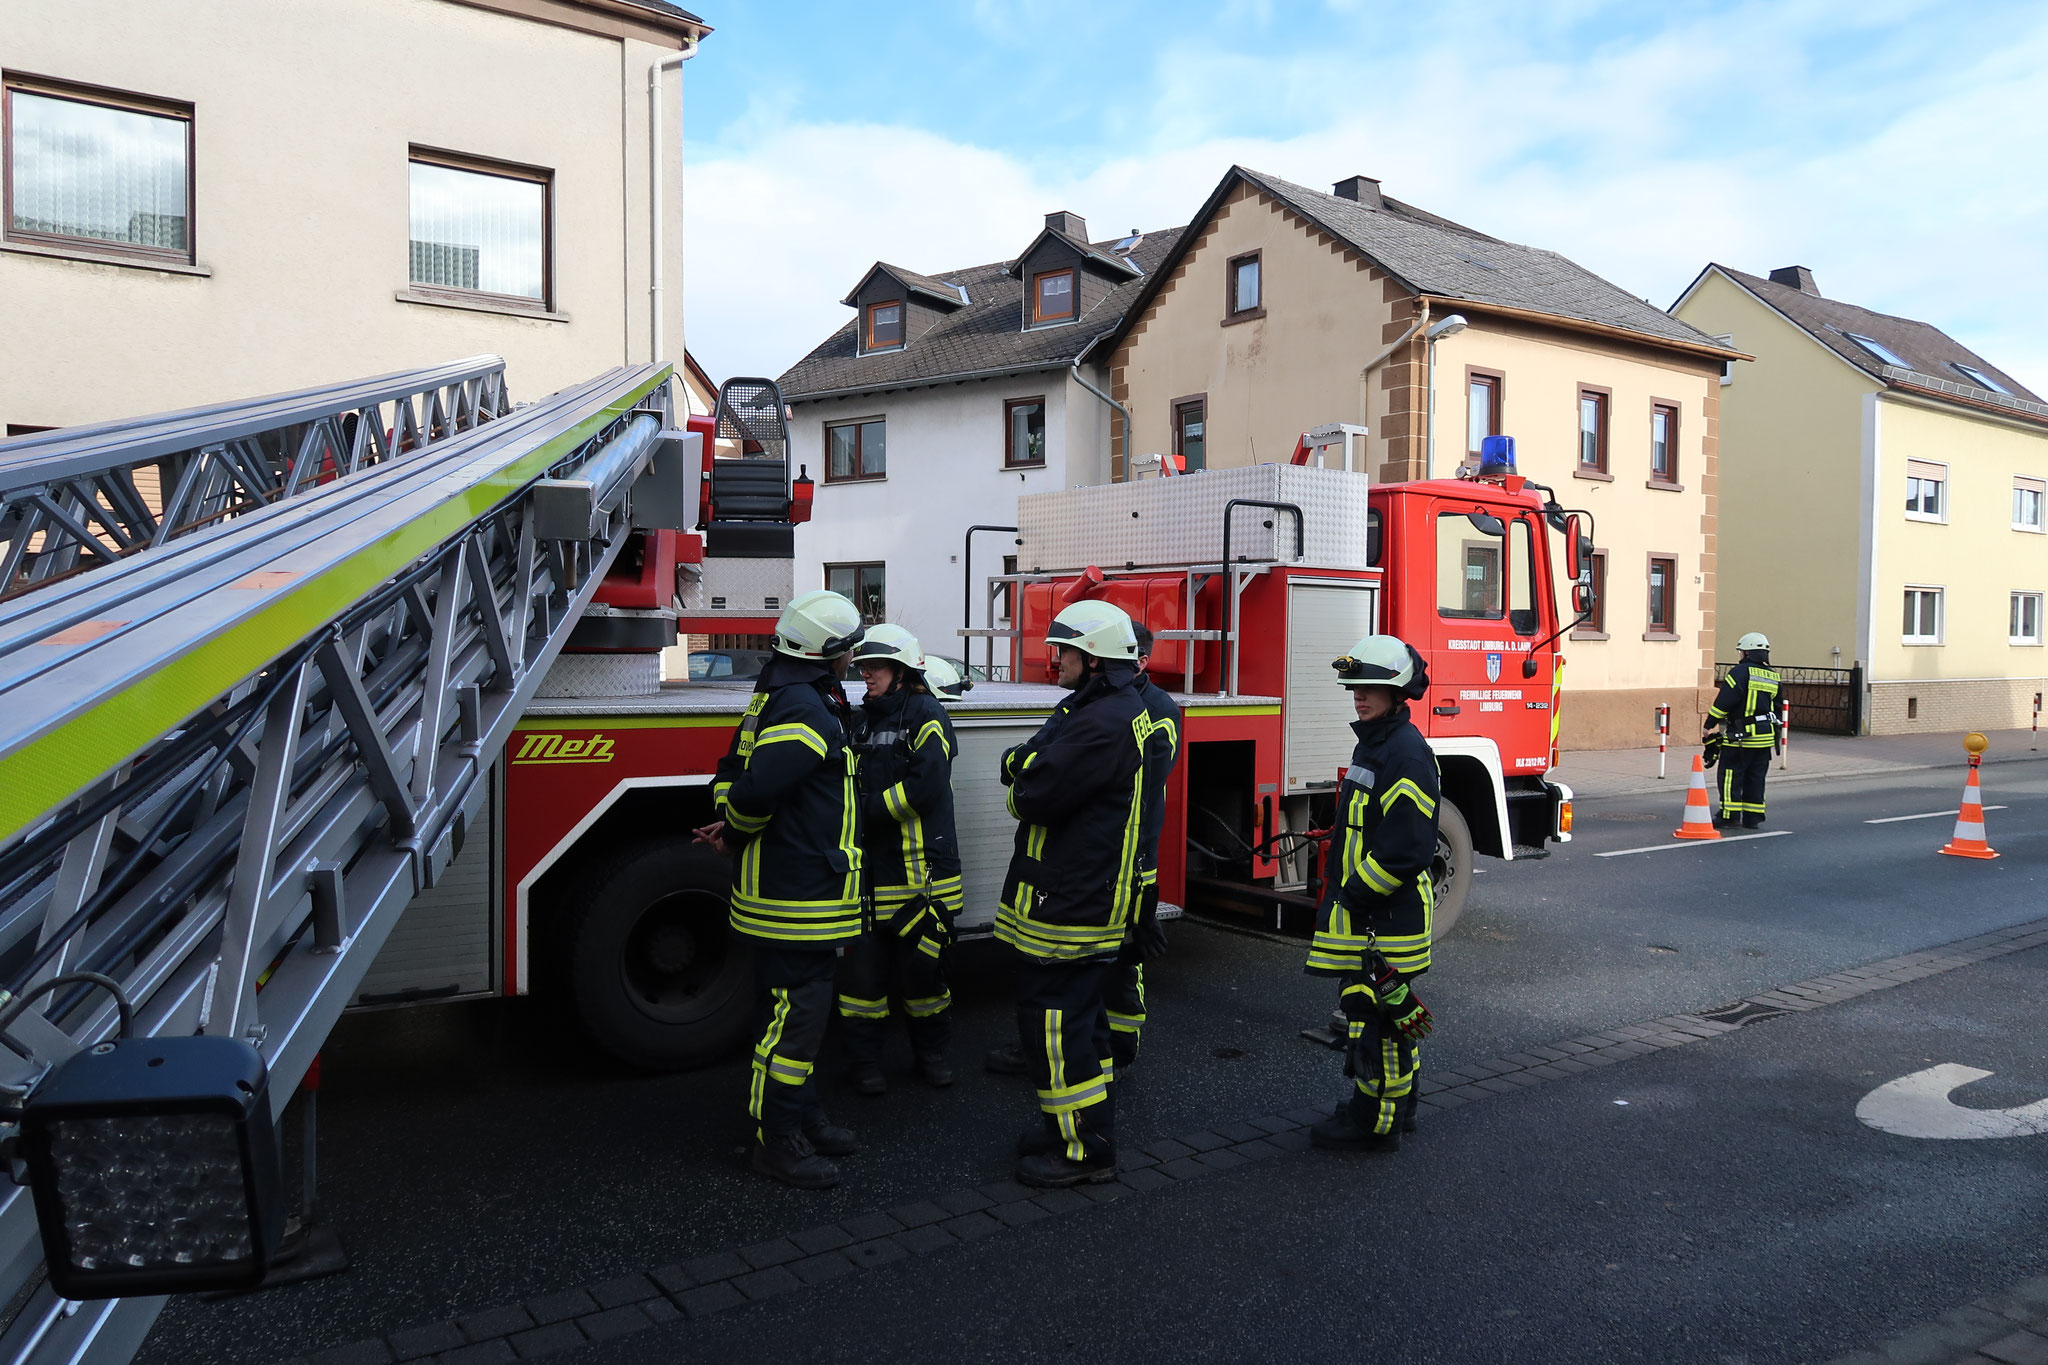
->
[1713,661,1862,735]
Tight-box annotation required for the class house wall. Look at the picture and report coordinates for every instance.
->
[0,0,690,430]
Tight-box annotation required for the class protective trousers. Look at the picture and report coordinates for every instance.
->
[1341,970,1419,1136]
[1013,954,1116,1162]
[1719,746,1771,822]
[1103,963,1146,1068]
[836,930,952,1063]
[749,947,835,1144]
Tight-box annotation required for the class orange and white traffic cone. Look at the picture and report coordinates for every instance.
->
[1939,760,1999,859]
[1673,754,1722,840]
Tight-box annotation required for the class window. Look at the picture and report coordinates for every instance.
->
[865,301,903,351]
[1031,269,1074,324]
[408,151,549,305]
[1435,511,1536,632]
[1952,363,2008,394]
[1905,460,1946,521]
[1172,398,1206,473]
[4,77,193,263]
[1903,587,1943,644]
[1577,387,1610,474]
[1646,556,1677,637]
[1572,550,1609,638]
[2013,477,2045,532]
[2012,592,2044,646]
[1005,397,1045,468]
[824,418,886,482]
[1846,332,1908,368]
[1226,252,1262,317]
[1650,403,1680,485]
[1466,371,1502,460]
[826,563,886,624]
[1712,334,1736,387]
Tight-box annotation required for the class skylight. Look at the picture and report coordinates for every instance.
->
[1951,363,2009,394]
[1845,332,1909,368]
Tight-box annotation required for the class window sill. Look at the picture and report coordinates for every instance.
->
[1024,318,1076,332]
[823,476,886,486]
[1641,631,1681,642]
[1570,629,1610,641]
[1645,479,1685,492]
[2010,639,2044,648]
[394,289,568,322]
[1004,461,1047,472]
[1220,307,1267,328]
[2012,524,2046,534]
[3,238,211,277]
[1902,639,1944,647]
[1573,467,1614,483]
[1903,512,1945,525]
[860,343,905,356]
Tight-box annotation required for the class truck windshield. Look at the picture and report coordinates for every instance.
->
[1436,511,1537,633]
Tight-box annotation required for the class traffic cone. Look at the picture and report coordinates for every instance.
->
[1673,754,1722,840]
[1939,762,1999,859]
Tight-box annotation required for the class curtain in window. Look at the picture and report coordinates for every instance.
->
[408,162,544,299]
[9,92,187,250]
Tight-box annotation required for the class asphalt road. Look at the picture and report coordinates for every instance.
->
[142,757,2048,1365]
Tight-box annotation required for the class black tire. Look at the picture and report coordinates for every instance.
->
[563,839,753,1070]
[1429,801,1475,940]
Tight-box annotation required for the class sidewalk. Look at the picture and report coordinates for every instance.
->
[1552,727,2048,801]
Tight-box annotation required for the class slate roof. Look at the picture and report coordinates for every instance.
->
[780,228,1184,404]
[840,263,968,309]
[610,0,707,28]
[1696,265,2042,406]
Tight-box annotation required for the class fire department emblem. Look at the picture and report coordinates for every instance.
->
[1485,652,1503,683]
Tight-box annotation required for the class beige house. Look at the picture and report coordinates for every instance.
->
[1673,265,2048,734]
[0,0,707,434]
[1102,167,1743,747]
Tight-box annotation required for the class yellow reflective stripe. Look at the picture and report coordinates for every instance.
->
[735,693,770,760]
[836,995,891,1020]
[882,783,912,822]
[839,749,860,902]
[914,719,952,758]
[749,987,791,1139]
[904,991,950,1017]
[1361,854,1401,895]
[1026,824,1047,860]
[755,723,826,758]
[724,807,770,834]
[1380,778,1437,818]
[1037,1075,1109,1114]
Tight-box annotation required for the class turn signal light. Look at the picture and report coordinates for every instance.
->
[1559,801,1574,834]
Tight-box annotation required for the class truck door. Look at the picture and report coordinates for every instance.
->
[1426,507,1539,739]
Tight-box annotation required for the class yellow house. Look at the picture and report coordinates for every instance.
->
[1101,167,1743,747]
[1673,265,2048,734]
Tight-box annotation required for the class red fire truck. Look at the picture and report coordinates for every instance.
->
[351,398,1590,1070]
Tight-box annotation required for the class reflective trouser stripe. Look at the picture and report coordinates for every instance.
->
[1354,1035,1419,1136]
[904,991,951,1018]
[836,994,890,1020]
[1105,962,1146,1035]
[750,989,799,1143]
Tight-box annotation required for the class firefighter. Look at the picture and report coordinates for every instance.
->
[694,589,867,1190]
[1706,631,1780,829]
[996,600,1149,1187]
[837,624,963,1095]
[1103,623,1181,1071]
[922,654,972,699]
[1307,635,1440,1154]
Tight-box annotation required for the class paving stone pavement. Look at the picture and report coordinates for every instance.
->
[1820,1273,2048,1365]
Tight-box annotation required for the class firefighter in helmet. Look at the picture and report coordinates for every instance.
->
[696,589,866,1189]
[836,624,963,1094]
[1705,631,1780,828]
[1103,622,1181,1070]
[996,599,1149,1187]
[1307,634,1440,1154]
[921,654,972,699]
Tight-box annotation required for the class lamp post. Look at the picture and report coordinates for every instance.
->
[1424,313,1468,479]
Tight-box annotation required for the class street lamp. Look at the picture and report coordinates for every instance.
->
[1424,313,1468,479]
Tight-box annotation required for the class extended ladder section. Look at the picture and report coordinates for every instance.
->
[0,361,686,1365]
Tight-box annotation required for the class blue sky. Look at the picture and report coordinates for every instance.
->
[682,1,2048,391]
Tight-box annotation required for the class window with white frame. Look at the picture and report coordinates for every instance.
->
[2014,477,2045,532]
[1902,587,1943,644]
[2012,592,2043,646]
[1904,460,1946,521]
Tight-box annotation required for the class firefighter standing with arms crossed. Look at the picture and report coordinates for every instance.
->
[1307,635,1440,1153]
[1705,631,1780,828]
[695,590,867,1190]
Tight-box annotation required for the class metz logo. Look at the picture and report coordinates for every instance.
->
[513,732,616,765]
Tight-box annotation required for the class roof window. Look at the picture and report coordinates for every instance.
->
[1951,363,2008,395]
[1844,332,1908,368]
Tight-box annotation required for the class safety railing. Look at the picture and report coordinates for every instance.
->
[1711,661,1862,735]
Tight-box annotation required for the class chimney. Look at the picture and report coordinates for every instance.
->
[1044,210,1088,240]
[1768,265,1819,296]
[1332,176,1383,210]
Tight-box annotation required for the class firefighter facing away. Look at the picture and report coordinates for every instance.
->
[1706,631,1780,829]
[1103,623,1181,1070]
[996,599,1149,1187]
[837,624,963,1095]
[695,590,867,1190]
[1307,635,1440,1154]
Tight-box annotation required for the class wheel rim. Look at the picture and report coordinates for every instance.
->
[619,888,741,1025]
[1431,830,1457,905]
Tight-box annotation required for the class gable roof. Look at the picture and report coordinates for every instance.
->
[840,262,969,310]
[1003,226,1144,281]
[1682,264,2043,412]
[780,228,1184,404]
[1097,166,1740,363]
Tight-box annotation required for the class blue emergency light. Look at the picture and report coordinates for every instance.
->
[1478,435,1516,478]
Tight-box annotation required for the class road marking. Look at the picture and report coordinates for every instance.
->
[1856,1064,2048,1140]
[1865,806,2007,824]
[1595,830,1792,858]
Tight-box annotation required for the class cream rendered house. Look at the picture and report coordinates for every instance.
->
[1102,168,1742,748]
[1674,265,2048,733]
[0,0,707,434]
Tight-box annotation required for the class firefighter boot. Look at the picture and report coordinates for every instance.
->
[1016,1139,1116,1187]
[984,1043,1028,1075]
[751,1133,840,1190]
[1016,1112,1060,1158]
[1398,1089,1419,1135]
[803,1118,860,1157]
[1310,1107,1400,1154]
[917,1052,955,1088]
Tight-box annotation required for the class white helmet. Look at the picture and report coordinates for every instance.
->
[923,655,972,698]
[1736,631,1770,653]
[848,622,923,672]
[772,589,865,661]
[1332,634,1429,699]
[1046,600,1138,661]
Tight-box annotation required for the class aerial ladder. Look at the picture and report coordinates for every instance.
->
[0,357,694,1364]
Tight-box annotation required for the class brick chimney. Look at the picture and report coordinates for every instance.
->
[1044,210,1088,240]
[1768,265,1819,296]
[1332,176,1383,210]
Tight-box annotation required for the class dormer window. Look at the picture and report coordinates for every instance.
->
[1032,269,1074,325]
[866,301,903,351]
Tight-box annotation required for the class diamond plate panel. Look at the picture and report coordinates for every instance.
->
[679,556,794,613]
[536,652,662,698]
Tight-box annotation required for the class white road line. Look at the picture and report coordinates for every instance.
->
[1865,806,2007,824]
[1595,830,1793,858]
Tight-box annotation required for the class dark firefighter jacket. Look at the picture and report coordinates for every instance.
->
[1307,700,1441,978]
[996,661,1148,962]
[1708,658,1781,748]
[852,685,963,916]
[1132,673,1184,888]
[713,655,863,948]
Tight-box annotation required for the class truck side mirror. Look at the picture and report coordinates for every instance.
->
[1521,654,1538,679]
[1574,582,1594,616]
[1565,519,1584,579]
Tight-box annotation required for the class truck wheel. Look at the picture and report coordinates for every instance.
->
[564,840,753,1070]
[1429,802,1475,940]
